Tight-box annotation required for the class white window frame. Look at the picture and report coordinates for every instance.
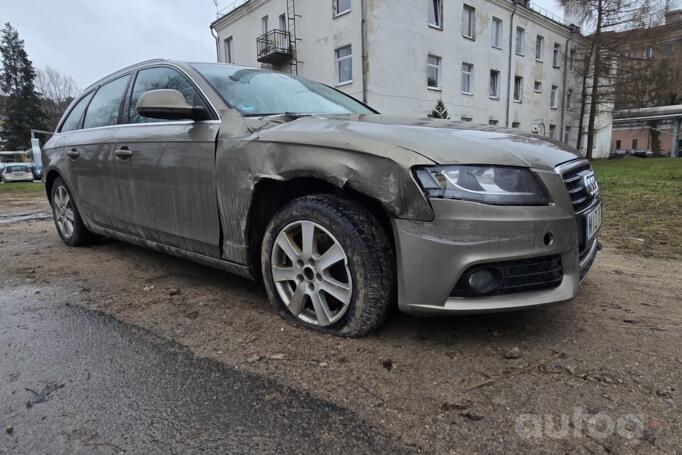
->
[261,15,269,34]
[427,54,441,89]
[534,80,542,93]
[569,49,576,70]
[567,89,573,109]
[550,85,558,108]
[428,0,443,29]
[462,4,475,40]
[644,47,653,59]
[549,124,556,139]
[224,36,234,63]
[489,119,499,126]
[461,116,473,122]
[515,27,525,56]
[513,76,523,103]
[491,17,502,49]
[335,45,353,85]
[512,121,521,128]
[279,13,287,30]
[461,62,473,94]
[334,0,351,18]
[553,43,561,68]
[536,35,544,61]
[489,70,500,99]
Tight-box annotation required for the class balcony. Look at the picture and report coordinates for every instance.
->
[257,29,293,64]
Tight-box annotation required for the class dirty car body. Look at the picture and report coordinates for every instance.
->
[42,60,601,336]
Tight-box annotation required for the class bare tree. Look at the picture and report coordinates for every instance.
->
[36,66,78,130]
[561,0,669,158]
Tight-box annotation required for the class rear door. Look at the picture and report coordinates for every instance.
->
[111,66,221,257]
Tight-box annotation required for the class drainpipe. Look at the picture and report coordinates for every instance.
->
[559,26,576,143]
[361,0,368,104]
[505,1,518,128]
[210,25,220,62]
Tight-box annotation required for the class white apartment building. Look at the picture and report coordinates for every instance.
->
[211,0,611,157]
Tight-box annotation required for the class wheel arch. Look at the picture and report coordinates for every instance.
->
[246,176,395,281]
[44,169,64,204]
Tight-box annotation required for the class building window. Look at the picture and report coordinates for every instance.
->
[536,35,544,61]
[489,70,500,98]
[616,139,621,149]
[427,54,441,89]
[632,139,638,149]
[462,5,475,39]
[461,63,473,94]
[549,124,556,139]
[513,76,523,102]
[534,80,542,93]
[644,47,653,59]
[565,126,571,143]
[336,45,352,84]
[567,89,573,109]
[569,49,576,70]
[334,0,351,17]
[550,85,558,108]
[491,17,502,48]
[279,13,287,30]
[515,27,525,55]
[261,15,269,34]
[553,43,561,68]
[512,121,521,128]
[489,119,499,125]
[224,36,234,63]
[461,116,473,122]
[663,43,673,57]
[428,0,442,29]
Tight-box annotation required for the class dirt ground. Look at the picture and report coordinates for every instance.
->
[2,193,680,454]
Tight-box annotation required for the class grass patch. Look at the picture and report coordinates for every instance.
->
[0,181,45,198]
[591,156,682,259]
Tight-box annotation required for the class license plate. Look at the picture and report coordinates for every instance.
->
[585,203,602,240]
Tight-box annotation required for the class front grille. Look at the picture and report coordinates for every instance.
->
[561,162,596,214]
[451,255,563,297]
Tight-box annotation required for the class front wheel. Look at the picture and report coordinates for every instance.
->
[261,195,395,337]
[50,177,93,246]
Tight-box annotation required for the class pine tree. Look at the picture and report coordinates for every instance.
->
[429,99,449,119]
[0,23,45,150]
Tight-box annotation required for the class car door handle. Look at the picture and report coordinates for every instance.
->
[66,149,79,159]
[115,147,133,159]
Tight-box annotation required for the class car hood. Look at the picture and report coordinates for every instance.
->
[252,114,581,170]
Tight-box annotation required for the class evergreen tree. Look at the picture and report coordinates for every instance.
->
[429,99,449,119]
[0,23,45,150]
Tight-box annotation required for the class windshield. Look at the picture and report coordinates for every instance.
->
[192,63,374,116]
[7,165,29,173]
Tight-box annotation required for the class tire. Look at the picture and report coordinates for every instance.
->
[261,194,395,337]
[50,177,93,246]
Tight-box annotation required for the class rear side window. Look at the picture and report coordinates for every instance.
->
[83,75,130,129]
[60,91,95,132]
[129,67,204,124]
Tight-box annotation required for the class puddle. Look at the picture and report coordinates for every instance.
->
[0,211,52,224]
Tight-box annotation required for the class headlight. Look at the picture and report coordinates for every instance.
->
[414,165,550,205]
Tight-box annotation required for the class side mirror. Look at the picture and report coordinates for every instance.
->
[136,89,209,121]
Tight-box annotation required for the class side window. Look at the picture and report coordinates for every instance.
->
[129,67,203,124]
[60,91,95,132]
[83,75,130,129]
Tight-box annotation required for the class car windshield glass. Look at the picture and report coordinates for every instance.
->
[7,165,29,173]
[191,63,374,116]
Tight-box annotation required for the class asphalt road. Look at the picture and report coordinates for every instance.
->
[0,284,408,454]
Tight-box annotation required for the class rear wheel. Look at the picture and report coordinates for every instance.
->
[261,194,395,337]
[51,177,93,246]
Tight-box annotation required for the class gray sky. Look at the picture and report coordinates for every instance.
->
[1,0,565,91]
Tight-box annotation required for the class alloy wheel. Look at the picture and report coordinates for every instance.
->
[271,220,353,326]
[53,185,75,239]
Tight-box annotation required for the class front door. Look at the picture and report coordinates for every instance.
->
[111,66,221,258]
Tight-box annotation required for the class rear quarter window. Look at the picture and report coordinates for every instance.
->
[60,91,95,133]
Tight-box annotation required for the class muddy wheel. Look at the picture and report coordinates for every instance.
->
[261,194,395,337]
[51,177,93,246]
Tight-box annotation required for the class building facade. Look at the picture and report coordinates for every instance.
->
[211,0,611,157]
[611,105,682,157]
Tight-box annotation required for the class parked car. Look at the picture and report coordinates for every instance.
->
[42,60,601,337]
[1,164,34,183]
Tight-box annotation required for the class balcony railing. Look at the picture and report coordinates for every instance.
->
[257,29,293,64]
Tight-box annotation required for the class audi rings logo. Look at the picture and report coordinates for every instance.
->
[583,171,599,197]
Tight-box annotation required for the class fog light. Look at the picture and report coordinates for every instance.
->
[467,268,502,294]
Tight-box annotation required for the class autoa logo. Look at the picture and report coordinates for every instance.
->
[583,171,599,197]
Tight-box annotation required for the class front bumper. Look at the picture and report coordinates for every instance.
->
[393,167,598,314]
